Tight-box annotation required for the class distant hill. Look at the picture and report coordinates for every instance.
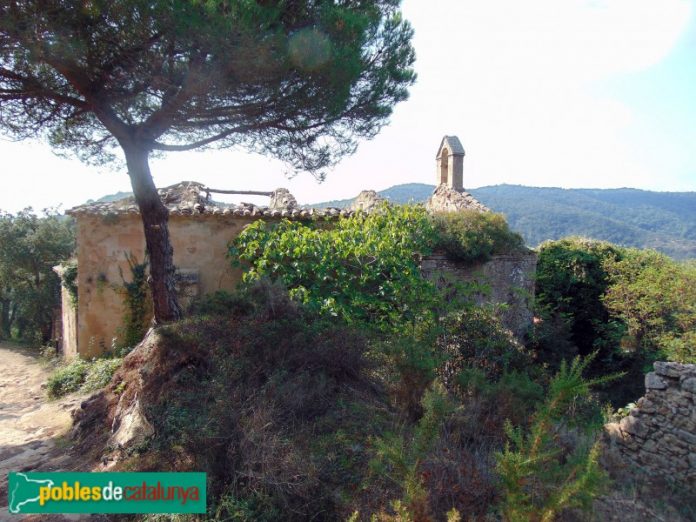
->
[87,191,133,204]
[313,184,696,259]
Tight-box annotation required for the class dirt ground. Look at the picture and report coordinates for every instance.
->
[0,342,94,521]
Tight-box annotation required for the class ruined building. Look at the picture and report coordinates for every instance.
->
[57,136,535,358]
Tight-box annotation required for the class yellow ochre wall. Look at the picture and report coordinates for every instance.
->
[75,213,256,357]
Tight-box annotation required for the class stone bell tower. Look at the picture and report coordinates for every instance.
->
[435,136,465,191]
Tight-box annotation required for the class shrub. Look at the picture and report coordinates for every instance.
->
[603,248,696,362]
[438,305,531,386]
[47,357,122,398]
[535,237,624,359]
[47,358,89,398]
[230,204,440,335]
[81,358,123,392]
[431,210,525,264]
[145,281,390,521]
[495,355,613,521]
[186,290,249,317]
[369,383,455,521]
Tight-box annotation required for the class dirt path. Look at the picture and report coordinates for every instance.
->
[0,343,89,520]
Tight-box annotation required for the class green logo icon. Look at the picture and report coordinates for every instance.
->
[8,472,55,514]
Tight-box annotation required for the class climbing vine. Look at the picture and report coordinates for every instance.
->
[60,261,78,308]
[117,253,151,351]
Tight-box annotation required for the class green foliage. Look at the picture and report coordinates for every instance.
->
[117,253,151,352]
[603,249,696,363]
[60,260,78,307]
[81,358,123,392]
[187,290,249,317]
[431,210,525,264]
[495,356,612,521]
[0,209,74,343]
[47,356,121,398]
[439,306,531,384]
[149,281,385,521]
[230,204,440,335]
[369,383,455,521]
[535,238,696,405]
[0,0,416,175]
[535,238,623,357]
[47,358,89,398]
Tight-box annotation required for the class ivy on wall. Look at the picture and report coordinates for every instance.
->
[117,253,151,351]
[60,261,78,308]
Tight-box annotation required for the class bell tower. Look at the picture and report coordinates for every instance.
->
[435,136,465,191]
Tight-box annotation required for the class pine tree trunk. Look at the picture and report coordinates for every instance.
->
[122,145,182,323]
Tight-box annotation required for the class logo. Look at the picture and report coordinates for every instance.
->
[8,472,206,514]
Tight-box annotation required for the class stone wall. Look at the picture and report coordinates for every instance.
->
[605,362,696,487]
[75,213,257,357]
[421,251,537,339]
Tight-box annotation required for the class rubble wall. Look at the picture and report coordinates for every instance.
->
[421,251,537,339]
[605,362,696,487]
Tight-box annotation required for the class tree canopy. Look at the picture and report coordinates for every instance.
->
[0,0,416,323]
[1,0,415,169]
[0,209,74,343]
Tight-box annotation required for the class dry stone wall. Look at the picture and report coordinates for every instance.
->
[421,251,537,340]
[605,362,696,487]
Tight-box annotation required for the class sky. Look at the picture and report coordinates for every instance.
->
[1,0,695,212]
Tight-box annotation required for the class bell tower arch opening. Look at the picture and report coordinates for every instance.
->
[439,148,449,185]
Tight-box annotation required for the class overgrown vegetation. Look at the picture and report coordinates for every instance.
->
[117,253,152,352]
[533,237,696,405]
[431,210,526,264]
[495,355,612,521]
[63,207,694,520]
[0,209,74,344]
[60,260,78,307]
[47,356,122,399]
[230,204,440,335]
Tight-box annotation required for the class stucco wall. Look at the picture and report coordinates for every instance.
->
[421,251,537,340]
[60,286,78,358]
[75,214,256,357]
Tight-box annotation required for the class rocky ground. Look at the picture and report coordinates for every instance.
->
[0,342,94,521]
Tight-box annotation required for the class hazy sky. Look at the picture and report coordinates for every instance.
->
[1,0,695,212]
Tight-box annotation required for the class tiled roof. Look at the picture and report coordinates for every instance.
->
[67,181,354,219]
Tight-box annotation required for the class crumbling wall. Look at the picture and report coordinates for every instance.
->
[605,362,696,487]
[421,251,537,340]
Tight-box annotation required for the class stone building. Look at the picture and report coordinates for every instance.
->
[62,182,354,358]
[58,136,535,358]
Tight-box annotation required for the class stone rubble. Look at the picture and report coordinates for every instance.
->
[348,190,386,212]
[425,184,490,213]
[67,181,352,219]
[605,361,696,487]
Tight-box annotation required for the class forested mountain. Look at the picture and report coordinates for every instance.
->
[314,183,696,259]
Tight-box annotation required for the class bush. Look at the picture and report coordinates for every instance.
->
[47,357,122,399]
[47,358,90,398]
[431,210,525,264]
[495,356,612,521]
[187,290,249,317]
[81,358,123,392]
[438,306,531,386]
[230,204,440,335]
[144,281,391,521]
